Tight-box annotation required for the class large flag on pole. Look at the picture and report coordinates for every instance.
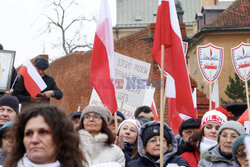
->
[19,60,47,97]
[212,79,219,109]
[152,0,196,130]
[91,0,117,113]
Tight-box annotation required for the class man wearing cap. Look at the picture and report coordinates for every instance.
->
[69,111,82,129]
[13,57,63,103]
[108,111,126,137]
[0,95,19,128]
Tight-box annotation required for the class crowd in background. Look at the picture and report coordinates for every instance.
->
[0,94,249,167]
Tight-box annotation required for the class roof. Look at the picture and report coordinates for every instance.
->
[203,0,250,29]
[115,0,158,28]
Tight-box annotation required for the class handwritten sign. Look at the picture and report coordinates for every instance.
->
[197,43,224,83]
[90,52,152,118]
[231,42,250,81]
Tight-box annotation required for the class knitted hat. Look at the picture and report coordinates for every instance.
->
[0,121,14,139]
[35,57,49,69]
[200,107,228,129]
[0,95,19,113]
[117,118,141,133]
[142,124,171,146]
[115,111,126,121]
[81,105,112,124]
[217,121,245,143]
[232,134,250,163]
[179,118,201,137]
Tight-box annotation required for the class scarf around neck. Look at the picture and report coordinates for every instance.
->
[17,154,60,167]
[199,136,217,153]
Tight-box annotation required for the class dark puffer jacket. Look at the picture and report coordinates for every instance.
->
[127,121,190,167]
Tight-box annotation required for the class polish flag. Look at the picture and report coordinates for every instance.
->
[152,0,196,133]
[237,109,249,126]
[212,79,219,109]
[19,60,47,97]
[91,0,117,113]
[151,99,159,121]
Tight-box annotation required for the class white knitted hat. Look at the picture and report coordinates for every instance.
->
[200,107,228,129]
[117,118,141,134]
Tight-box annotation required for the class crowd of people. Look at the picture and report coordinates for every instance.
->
[0,44,249,167]
[0,93,249,167]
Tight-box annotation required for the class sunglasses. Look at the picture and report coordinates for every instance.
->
[236,152,247,160]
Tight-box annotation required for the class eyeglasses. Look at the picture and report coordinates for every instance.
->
[236,152,247,160]
[83,115,101,120]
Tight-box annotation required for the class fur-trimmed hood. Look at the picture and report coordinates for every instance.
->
[137,121,177,165]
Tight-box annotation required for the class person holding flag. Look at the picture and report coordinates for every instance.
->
[13,57,63,103]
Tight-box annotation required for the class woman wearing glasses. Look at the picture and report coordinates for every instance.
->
[232,134,249,167]
[198,121,245,167]
[78,105,125,167]
[116,119,141,166]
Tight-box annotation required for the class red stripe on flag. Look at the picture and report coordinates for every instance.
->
[237,109,249,126]
[151,101,159,121]
[91,33,117,113]
[19,66,42,97]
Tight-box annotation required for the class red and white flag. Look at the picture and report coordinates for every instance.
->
[237,109,249,126]
[91,0,117,113]
[151,99,159,121]
[152,0,196,134]
[19,60,47,97]
[212,79,219,109]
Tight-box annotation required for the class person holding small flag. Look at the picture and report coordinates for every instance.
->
[13,57,63,104]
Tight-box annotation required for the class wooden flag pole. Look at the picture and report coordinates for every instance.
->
[115,101,124,133]
[160,45,165,167]
[209,72,212,110]
[244,70,250,120]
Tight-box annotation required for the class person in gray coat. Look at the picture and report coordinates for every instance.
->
[198,121,245,167]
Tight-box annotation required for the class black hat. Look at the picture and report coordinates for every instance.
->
[35,57,49,69]
[0,95,19,113]
[115,111,126,120]
[179,118,201,137]
[70,112,82,119]
[142,124,171,146]
[0,44,3,50]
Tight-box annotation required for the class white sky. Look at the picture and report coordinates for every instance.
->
[0,0,116,67]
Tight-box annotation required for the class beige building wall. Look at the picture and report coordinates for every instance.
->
[188,30,250,102]
[113,28,142,40]
[201,0,219,6]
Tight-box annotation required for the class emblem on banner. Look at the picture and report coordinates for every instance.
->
[231,42,250,81]
[197,43,224,83]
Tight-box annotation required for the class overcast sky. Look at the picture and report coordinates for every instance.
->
[0,0,116,67]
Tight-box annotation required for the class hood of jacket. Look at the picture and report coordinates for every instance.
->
[202,144,234,165]
[137,121,177,165]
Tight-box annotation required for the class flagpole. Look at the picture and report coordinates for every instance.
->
[244,70,250,120]
[209,72,212,110]
[115,101,124,133]
[10,75,18,90]
[160,44,164,167]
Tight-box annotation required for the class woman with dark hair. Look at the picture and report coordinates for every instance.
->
[3,103,85,167]
[78,105,125,167]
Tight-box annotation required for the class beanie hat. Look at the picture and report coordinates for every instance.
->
[81,105,112,124]
[179,118,201,137]
[142,124,171,146]
[0,121,14,139]
[232,134,250,163]
[137,115,153,125]
[0,95,19,113]
[117,118,141,133]
[200,107,228,129]
[217,121,245,143]
[35,57,49,69]
[115,111,126,121]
